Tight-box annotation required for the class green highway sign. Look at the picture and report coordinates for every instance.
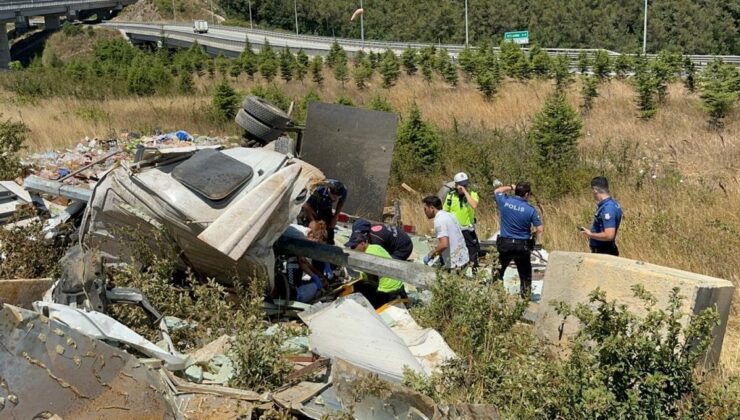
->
[504,30,529,45]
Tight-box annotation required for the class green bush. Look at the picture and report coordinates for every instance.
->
[61,22,82,37]
[0,115,28,180]
[250,83,290,112]
[212,79,239,120]
[700,59,739,130]
[391,103,442,181]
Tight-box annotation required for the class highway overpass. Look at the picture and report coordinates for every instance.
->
[106,21,740,68]
[0,0,136,68]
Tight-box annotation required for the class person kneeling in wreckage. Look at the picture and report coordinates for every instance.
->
[345,231,407,309]
[273,221,330,303]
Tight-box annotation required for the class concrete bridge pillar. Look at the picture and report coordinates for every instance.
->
[15,16,31,34]
[0,23,10,70]
[44,15,61,30]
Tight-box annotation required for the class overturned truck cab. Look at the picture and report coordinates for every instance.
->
[78,146,324,290]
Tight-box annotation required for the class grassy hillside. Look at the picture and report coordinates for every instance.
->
[1,35,739,376]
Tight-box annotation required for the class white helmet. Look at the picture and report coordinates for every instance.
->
[453,172,469,186]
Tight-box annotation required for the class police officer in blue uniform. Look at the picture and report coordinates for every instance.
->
[494,181,544,298]
[345,219,414,261]
[301,179,347,245]
[580,176,623,256]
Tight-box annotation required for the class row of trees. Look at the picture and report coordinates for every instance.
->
[217,0,739,55]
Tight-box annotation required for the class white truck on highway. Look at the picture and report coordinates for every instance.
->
[193,20,209,34]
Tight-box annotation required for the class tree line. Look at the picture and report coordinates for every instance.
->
[218,0,739,55]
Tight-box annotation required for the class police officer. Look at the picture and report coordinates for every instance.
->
[580,176,623,256]
[443,172,480,269]
[494,181,543,298]
[345,219,413,261]
[301,179,347,245]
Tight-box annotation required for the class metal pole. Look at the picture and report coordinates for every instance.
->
[360,0,364,45]
[248,1,253,29]
[642,0,648,54]
[294,0,298,34]
[209,0,214,24]
[464,0,469,46]
[172,0,176,21]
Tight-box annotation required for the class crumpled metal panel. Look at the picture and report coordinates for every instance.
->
[301,103,399,220]
[0,304,171,419]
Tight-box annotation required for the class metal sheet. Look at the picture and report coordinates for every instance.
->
[302,103,399,220]
[0,304,171,419]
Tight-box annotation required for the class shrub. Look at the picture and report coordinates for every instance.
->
[353,58,373,90]
[683,56,697,93]
[0,116,28,180]
[212,79,239,120]
[62,22,82,37]
[326,40,344,69]
[529,44,551,78]
[458,45,477,80]
[580,75,600,114]
[258,39,278,82]
[552,54,573,92]
[500,41,530,80]
[633,54,657,119]
[177,70,195,94]
[400,47,417,76]
[530,92,582,170]
[368,94,393,112]
[614,54,632,79]
[700,59,739,130]
[391,103,442,180]
[577,51,590,74]
[250,83,290,112]
[0,218,64,279]
[592,50,612,80]
[295,49,309,82]
[309,55,324,86]
[379,49,400,88]
[279,47,294,83]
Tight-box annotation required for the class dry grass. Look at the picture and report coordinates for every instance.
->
[45,27,121,62]
[1,67,739,373]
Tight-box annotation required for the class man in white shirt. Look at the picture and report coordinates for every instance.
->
[422,196,470,270]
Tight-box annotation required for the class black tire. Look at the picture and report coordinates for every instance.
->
[242,96,291,129]
[273,136,296,155]
[235,109,283,143]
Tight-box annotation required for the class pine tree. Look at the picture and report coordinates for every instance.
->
[529,44,551,78]
[326,40,344,69]
[353,58,373,90]
[228,60,242,79]
[393,103,442,178]
[633,55,657,119]
[651,52,674,104]
[552,54,573,93]
[336,95,354,106]
[279,47,294,83]
[500,41,530,80]
[592,50,612,80]
[683,56,696,94]
[177,70,195,94]
[442,58,458,87]
[205,59,215,78]
[458,45,477,80]
[295,49,309,82]
[379,49,400,88]
[401,47,418,76]
[700,59,739,130]
[529,92,582,171]
[310,55,324,86]
[240,37,257,79]
[367,51,379,68]
[369,94,393,112]
[258,39,278,82]
[215,53,229,77]
[580,75,599,114]
[333,54,349,87]
[614,54,632,79]
[353,49,367,68]
[577,51,590,74]
[213,79,239,120]
[419,46,435,83]
[476,70,497,101]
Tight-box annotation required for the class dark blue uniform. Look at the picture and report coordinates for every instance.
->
[590,197,622,256]
[304,180,347,245]
[494,192,543,297]
[368,224,413,261]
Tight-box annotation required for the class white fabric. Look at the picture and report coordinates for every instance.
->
[434,210,469,268]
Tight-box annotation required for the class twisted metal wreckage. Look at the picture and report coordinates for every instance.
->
[1,98,505,418]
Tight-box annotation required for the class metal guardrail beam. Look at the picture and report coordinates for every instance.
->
[104,21,740,66]
[23,175,92,202]
[0,0,135,12]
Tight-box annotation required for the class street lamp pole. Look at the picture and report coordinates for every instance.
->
[248,1,253,29]
[172,0,176,21]
[464,0,469,46]
[642,0,648,54]
[360,0,364,45]
[294,0,299,34]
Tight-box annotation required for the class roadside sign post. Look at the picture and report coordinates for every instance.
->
[504,30,529,45]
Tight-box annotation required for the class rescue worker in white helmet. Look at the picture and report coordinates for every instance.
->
[443,172,480,270]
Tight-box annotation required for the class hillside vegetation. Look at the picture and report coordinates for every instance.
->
[217,0,739,54]
[1,29,740,397]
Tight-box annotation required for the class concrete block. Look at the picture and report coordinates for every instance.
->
[535,252,734,366]
[0,278,54,309]
[44,15,61,31]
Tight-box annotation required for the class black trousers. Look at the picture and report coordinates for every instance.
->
[496,238,532,298]
[353,282,407,309]
[462,229,480,269]
[591,243,619,256]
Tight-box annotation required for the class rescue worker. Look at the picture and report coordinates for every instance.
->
[443,172,480,269]
[346,232,407,308]
[345,219,413,261]
[580,176,623,256]
[494,181,543,298]
[301,179,347,245]
[421,196,469,270]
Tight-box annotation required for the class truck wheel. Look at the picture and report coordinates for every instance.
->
[242,96,291,129]
[235,109,283,143]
